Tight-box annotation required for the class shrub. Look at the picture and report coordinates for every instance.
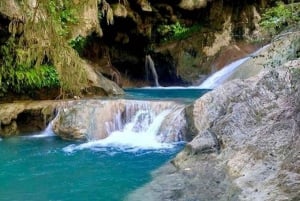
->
[260,1,300,35]
[157,22,202,42]
[0,38,60,95]
[69,35,87,55]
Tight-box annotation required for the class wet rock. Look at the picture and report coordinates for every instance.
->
[52,99,187,141]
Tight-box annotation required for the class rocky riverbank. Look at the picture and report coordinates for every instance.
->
[127,59,300,201]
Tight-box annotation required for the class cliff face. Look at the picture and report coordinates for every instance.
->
[97,0,270,86]
[0,0,277,90]
[0,0,123,99]
[127,59,300,201]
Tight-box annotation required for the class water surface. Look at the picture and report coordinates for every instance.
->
[0,88,210,201]
[0,135,183,201]
[124,88,210,103]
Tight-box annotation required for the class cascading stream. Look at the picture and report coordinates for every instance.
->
[61,100,187,152]
[199,45,270,89]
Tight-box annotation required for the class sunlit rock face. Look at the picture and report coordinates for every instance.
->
[127,60,300,201]
[52,99,187,142]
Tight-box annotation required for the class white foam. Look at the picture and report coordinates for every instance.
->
[198,57,249,89]
[26,122,55,138]
[63,109,175,153]
[198,45,270,89]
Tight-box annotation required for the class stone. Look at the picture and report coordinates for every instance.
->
[0,101,58,137]
[52,99,187,141]
[127,60,300,201]
[179,0,208,10]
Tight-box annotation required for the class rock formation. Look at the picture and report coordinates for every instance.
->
[127,59,300,201]
[0,101,58,136]
[52,99,187,142]
[224,30,300,83]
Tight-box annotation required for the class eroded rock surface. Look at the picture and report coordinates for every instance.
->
[0,101,58,137]
[127,60,300,201]
[52,99,187,142]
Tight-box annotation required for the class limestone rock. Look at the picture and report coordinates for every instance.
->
[225,30,300,83]
[84,62,124,96]
[0,101,58,137]
[127,60,300,201]
[52,100,126,140]
[138,0,152,12]
[179,0,208,10]
[52,99,187,142]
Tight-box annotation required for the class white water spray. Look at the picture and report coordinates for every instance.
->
[145,55,160,87]
[199,45,270,89]
[26,122,55,138]
[63,102,186,153]
[199,57,249,89]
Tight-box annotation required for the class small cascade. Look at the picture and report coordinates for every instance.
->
[62,100,186,152]
[145,55,160,87]
[105,101,187,145]
[199,45,270,89]
[199,57,249,89]
[26,122,55,138]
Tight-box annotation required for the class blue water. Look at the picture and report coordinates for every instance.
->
[0,88,209,201]
[124,88,210,103]
[0,135,183,201]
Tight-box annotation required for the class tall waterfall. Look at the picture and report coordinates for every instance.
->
[59,100,187,152]
[145,55,160,87]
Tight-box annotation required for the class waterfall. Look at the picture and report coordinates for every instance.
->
[198,45,270,89]
[26,122,55,138]
[62,100,186,152]
[145,55,160,87]
[104,101,186,145]
[198,57,249,89]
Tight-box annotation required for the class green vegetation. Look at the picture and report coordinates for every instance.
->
[69,35,87,55]
[0,38,59,95]
[260,1,300,36]
[48,0,79,37]
[0,0,90,96]
[157,22,202,42]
